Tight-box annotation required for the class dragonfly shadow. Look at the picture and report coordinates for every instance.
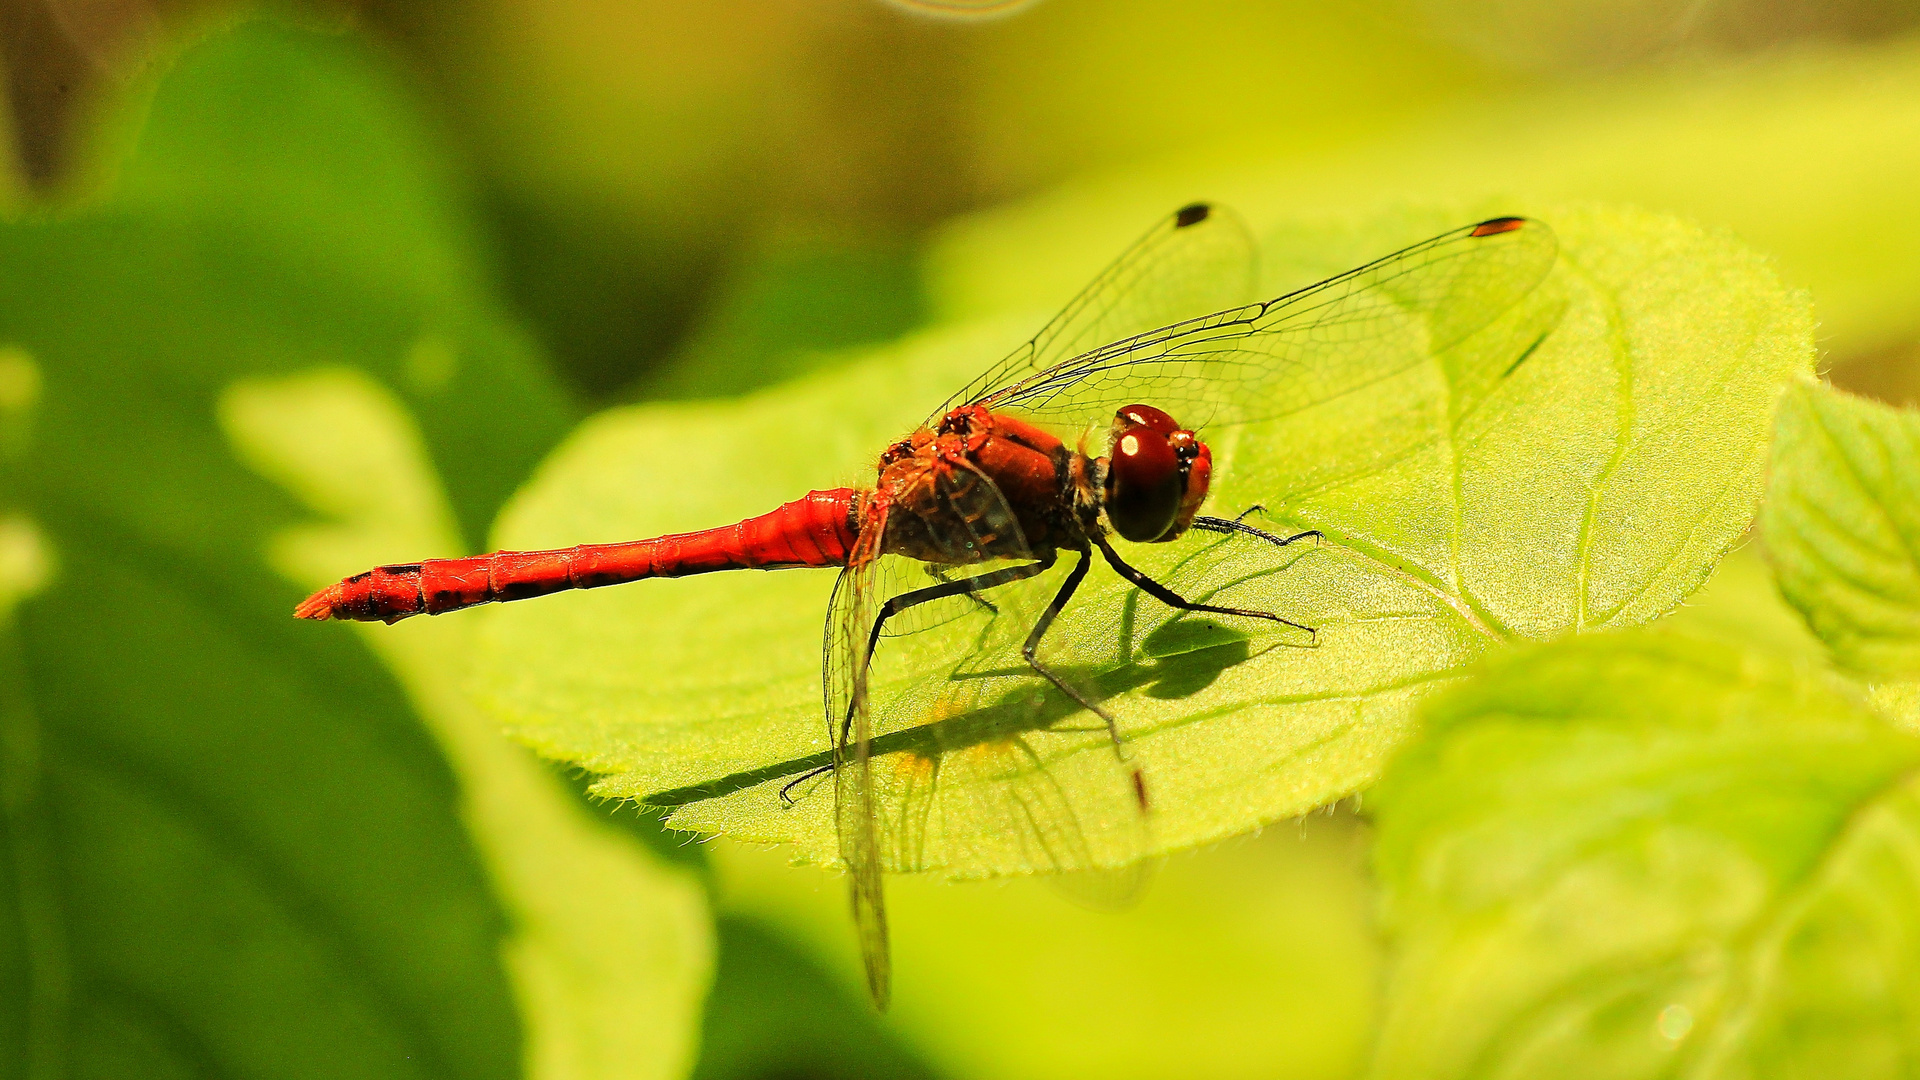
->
[641,629,1261,810]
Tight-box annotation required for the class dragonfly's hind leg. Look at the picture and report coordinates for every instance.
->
[779,763,834,807]
[841,554,1057,750]
[928,565,999,615]
[1095,535,1318,642]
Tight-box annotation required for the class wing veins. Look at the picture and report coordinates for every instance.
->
[953,215,1554,434]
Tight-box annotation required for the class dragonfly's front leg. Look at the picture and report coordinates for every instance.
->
[1094,534,1318,641]
[1190,508,1322,549]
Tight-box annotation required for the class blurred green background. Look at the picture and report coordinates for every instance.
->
[2,1,1917,1078]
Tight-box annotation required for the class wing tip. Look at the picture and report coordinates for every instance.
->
[1470,216,1528,237]
[847,867,894,1011]
[1175,202,1211,228]
[865,957,892,1011]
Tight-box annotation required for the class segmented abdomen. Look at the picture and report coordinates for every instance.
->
[296,488,860,623]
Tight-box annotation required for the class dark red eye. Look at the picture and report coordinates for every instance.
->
[1114,404,1179,436]
[1105,425,1183,542]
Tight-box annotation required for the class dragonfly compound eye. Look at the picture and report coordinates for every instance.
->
[1114,403,1179,436]
[1166,431,1212,541]
[1105,424,1184,542]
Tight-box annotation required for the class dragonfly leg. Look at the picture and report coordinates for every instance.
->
[1190,513,1322,549]
[779,763,834,807]
[928,565,999,615]
[1096,535,1318,641]
[1020,549,1116,745]
[1020,546,1150,809]
[842,554,1059,751]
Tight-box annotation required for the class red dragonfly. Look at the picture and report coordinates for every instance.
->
[298,204,1555,1007]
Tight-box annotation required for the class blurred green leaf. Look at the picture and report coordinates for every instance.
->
[1369,632,1920,1080]
[223,368,711,1080]
[472,204,1809,874]
[639,235,926,403]
[0,515,50,620]
[712,816,1379,1080]
[1763,380,1920,679]
[0,512,53,1078]
[932,32,1920,362]
[49,13,576,547]
[692,916,939,1080]
[1654,545,1828,663]
[0,18,602,1079]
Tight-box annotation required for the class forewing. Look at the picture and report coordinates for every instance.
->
[822,467,1051,1008]
[977,218,1558,435]
[931,203,1257,425]
[829,518,1336,887]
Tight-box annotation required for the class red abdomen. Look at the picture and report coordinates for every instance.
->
[297,489,860,623]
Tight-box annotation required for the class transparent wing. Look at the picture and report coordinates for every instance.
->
[968,217,1557,436]
[855,547,1155,882]
[805,501,1344,979]
[824,538,891,1009]
[928,202,1257,426]
[823,468,1043,1010]
[823,470,1155,925]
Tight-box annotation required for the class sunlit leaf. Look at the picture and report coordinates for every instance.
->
[1763,380,1920,680]
[473,204,1810,874]
[1369,632,1920,1080]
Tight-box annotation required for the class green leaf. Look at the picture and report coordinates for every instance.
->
[931,32,1920,362]
[38,15,575,547]
[691,917,940,1080]
[1654,546,1828,664]
[711,818,1381,1080]
[0,18,674,1079]
[223,368,712,1080]
[1763,380,1920,680]
[1369,632,1920,1080]
[473,204,1811,874]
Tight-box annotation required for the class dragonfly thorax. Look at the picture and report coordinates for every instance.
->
[874,405,1081,564]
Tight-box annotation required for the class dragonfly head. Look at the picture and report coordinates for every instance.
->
[1103,404,1212,543]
